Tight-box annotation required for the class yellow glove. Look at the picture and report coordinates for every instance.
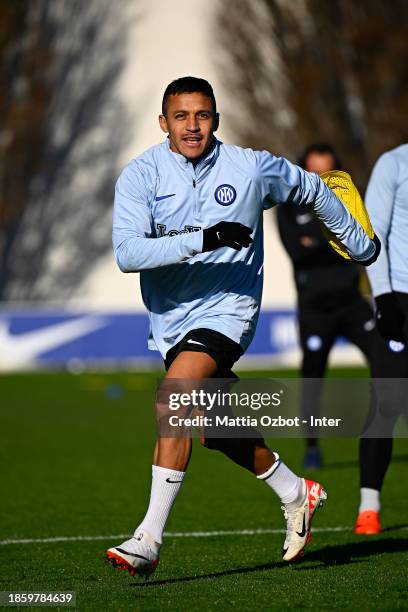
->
[319,170,374,260]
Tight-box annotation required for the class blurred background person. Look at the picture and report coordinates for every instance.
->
[355,143,408,535]
[277,144,375,469]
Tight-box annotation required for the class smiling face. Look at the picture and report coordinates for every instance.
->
[159,92,219,161]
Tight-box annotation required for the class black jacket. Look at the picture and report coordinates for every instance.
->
[276,203,361,307]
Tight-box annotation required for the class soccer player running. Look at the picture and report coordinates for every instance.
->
[277,144,375,469]
[355,144,408,534]
[106,77,379,577]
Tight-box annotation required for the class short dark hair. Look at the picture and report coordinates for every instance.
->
[298,143,341,169]
[162,76,217,116]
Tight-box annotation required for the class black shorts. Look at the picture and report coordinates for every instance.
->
[164,328,243,377]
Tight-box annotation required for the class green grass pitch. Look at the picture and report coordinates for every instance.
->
[1,370,407,611]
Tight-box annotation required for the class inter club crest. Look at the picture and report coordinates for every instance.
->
[214,184,237,206]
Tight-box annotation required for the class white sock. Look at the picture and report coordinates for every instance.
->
[257,452,305,506]
[136,465,185,545]
[359,487,380,513]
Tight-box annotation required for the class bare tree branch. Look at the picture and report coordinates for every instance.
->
[215,0,408,186]
[0,0,132,300]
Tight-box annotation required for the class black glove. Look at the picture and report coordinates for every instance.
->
[375,292,405,341]
[359,234,381,267]
[202,222,253,252]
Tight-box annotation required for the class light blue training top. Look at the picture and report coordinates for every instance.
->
[113,138,376,358]
[365,144,408,297]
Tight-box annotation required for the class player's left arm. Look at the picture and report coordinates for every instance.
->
[254,151,380,266]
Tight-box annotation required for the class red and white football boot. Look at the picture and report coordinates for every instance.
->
[282,478,327,562]
[106,529,160,578]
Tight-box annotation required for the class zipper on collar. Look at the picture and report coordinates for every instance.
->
[192,175,198,218]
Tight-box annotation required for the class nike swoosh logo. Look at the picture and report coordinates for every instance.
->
[187,339,206,347]
[296,515,307,538]
[165,477,183,484]
[115,548,149,561]
[0,316,108,366]
[155,194,176,201]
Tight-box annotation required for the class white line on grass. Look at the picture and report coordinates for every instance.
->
[0,525,406,546]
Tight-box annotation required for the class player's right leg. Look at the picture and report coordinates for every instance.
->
[106,350,218,578]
